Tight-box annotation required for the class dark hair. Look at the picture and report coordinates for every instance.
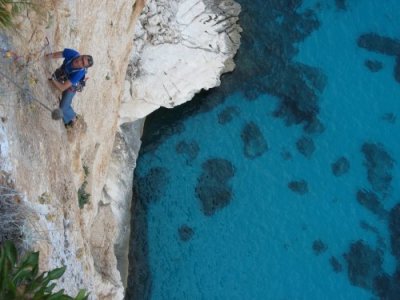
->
[85,55,94,67]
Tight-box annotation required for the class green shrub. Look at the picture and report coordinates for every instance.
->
[0,240,89,299]
[77,181,90,209]
[0,0,30,29]
[78,166,90,209]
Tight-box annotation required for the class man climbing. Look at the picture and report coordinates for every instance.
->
[45,49,93,126]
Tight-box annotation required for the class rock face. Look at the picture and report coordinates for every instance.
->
[0,0,241,299]
[120,0,242,122]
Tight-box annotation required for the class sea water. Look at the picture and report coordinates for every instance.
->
[127,1,400,299]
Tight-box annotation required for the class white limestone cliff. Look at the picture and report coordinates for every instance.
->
[0,0,241,298]
[120,0,241,123]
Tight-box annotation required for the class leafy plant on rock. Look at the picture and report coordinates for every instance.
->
[0,240,89,299]
[78,165,90,209]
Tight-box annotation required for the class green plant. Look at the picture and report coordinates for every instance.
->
[77,181,90,209]
[0,0,47,29]
[0,0,28,28]
[0,240,89,299]
[78,166,90,209]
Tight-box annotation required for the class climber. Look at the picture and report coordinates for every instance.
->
[45,48,93,126]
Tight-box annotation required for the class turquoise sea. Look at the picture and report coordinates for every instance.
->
[126,1,400,299]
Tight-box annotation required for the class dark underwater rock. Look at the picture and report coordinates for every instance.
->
[331,156,350,176]
[373,274,393,300]
[361,142,395,195]
[303,117,325,135]
[357,33,400,56]
[343,240,383,291]
[389,204,400,259]
[381,113,396,124]
[356,189,387,219]
[359,220,379,235]
[330,256,343,273]
[271,63,326,127]
[218,106,240,124]
[175,140,200,163]
[312,239,328,255]
[364,59,383,72]
[288,180,308,195]
[296,136,315,158]
[335,0,347,10]
[195,158,235,216]
[241,122,268,159]
[178,225,194,242]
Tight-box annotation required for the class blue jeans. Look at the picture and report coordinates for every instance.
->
[59,89,76,125]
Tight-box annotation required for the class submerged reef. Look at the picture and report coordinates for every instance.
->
[357,33,400,56]
[288,180,308,195]
[343,240,384,291]
[312,239,328,255]
[329,256,343,273]
[331,156,350,176]
[176,140,200,163]
[364,59,383,72]
[296,136,315,158]
[218,106,240,124]
[356,189,387,219]
[195,158,235,216]
[241,122,268,159]
[357,33,400,83]
[381,113,396,124]
[178,225,195,242]
[361,143,395,195]
[343,238,400,299]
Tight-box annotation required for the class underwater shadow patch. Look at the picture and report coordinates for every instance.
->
[357,33,400,84]
[329,256,343,273]
[361,142,395,196]
[356,189,387,219]
[331,156,350,176]
[178,224,195,242]
[136,167,169,206]
[364,59,383,72]
[312,239,328,255]
[343,240,384,291]
[288,179,308,195]
[176,140,200,164]
[296,136,315,158]
[218,106,240,124]
[195,158,235,216]
[241,121,268,159]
